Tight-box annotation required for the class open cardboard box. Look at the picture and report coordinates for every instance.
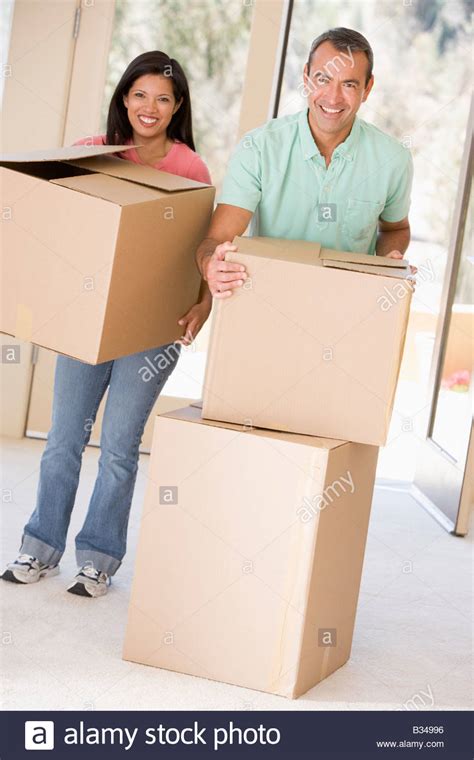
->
[202,236,413,446]
[0,144,215,363]
[123,405,379,699]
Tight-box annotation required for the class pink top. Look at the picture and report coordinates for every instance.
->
[73,134,211,184]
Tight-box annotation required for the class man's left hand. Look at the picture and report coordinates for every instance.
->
[386,249,418,277]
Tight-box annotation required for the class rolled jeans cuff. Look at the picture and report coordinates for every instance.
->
[75,548,121,576]
[20,533,63,567]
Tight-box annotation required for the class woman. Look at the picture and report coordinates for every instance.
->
[2,51,212,597]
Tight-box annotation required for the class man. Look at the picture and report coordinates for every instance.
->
[196,27,414,295]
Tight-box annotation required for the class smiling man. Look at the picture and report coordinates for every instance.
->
[197,27,414,296]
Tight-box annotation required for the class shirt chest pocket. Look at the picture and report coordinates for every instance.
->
[341,198,385,253]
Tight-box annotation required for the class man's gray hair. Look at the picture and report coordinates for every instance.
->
[307,27,374,84]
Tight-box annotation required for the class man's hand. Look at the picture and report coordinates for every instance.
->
[177,300,212,346]
[195,204,253,297]
[386,249,418,276]
[203,241,248,299]
[376,218,415,277]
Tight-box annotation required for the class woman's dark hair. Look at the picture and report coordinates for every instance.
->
[105,51,195,150]
[307,27,374,85]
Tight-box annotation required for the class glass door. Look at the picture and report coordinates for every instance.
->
[413,103,473,535]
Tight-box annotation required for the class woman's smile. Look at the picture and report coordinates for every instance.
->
[137,114,159,127]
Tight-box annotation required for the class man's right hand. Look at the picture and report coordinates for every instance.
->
[203,241,248,299]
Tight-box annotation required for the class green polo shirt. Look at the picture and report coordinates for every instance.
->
[218,109,413,255]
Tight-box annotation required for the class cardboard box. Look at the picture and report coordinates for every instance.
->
[202,236,412,445]
[123,405,379,699]
[0,145,215,363]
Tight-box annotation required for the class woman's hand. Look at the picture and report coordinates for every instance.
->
[177,299,212,346]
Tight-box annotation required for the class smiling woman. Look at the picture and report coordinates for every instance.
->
[1,50,212,597]
[86,51,211,183]
[123,74,180,164]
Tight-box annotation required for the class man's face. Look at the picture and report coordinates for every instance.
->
[303,41,374,136]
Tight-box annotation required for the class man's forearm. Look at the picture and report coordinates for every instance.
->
[376,227,410,257]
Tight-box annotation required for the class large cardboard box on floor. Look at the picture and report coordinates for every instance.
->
[202,236,413,446]
[0,145,215,364]
[123,405,379,699]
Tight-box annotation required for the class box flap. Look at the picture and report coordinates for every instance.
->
[0,145,211,192]
[234,236,321,265]
[160,405,347,450]
[66,155,211,192]
[50,173,167,205]
[0,144,134,164]
[320,247,409,268]
[232,236,410,277]
[322,259,413,279]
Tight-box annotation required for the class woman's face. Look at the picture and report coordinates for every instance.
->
[122,74,182,140]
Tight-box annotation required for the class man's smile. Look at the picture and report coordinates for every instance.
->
[319,104,344,116]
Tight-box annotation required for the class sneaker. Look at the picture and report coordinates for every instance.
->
[1,554,60,584]
[67,565,111,598]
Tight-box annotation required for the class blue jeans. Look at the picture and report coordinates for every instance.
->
[21,342,180,575]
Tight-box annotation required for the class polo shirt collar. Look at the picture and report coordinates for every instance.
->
[298,108,361,162]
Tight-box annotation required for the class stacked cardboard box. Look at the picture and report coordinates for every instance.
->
[124,237,412,698]
[0,145,215,363]
[202,236,413,446]
[123,405,379,698]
